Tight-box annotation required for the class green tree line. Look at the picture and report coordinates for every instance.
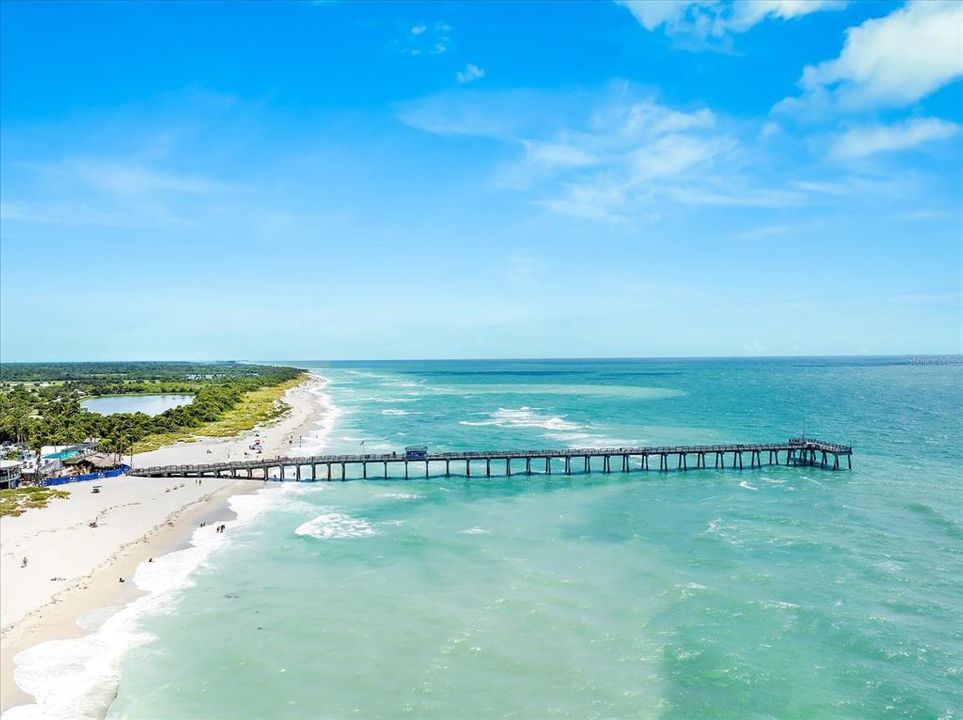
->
[0,363,303,457]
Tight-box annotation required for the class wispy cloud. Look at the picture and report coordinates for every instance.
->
[400,84,809,222]
[829,118,960,159]
[456,63,485,85]
[398,21,451,56]
[35,157,234,196]
[776,1,963,116]
[615,0,845,47]
[3,156,239,231]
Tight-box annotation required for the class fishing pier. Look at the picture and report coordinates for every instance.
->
[130,437,852,481]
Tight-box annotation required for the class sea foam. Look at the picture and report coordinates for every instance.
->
[4,492,275,720]
[459,407,581,432]
[295,510,375,539]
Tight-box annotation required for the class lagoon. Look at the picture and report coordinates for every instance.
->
[81,394,194,416]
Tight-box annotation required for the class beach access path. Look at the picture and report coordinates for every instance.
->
[0,373,326,713]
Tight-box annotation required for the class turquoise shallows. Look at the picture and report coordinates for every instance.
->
[108,358,962,719]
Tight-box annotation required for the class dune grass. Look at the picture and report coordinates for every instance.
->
[132,374,308,453]
[0,486,71,517]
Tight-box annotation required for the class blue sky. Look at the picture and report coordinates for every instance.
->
[1,0,960,360]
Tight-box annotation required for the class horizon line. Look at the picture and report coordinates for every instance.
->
[2,353,961,365]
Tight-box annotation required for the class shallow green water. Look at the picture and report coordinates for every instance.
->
[106,358,962,719]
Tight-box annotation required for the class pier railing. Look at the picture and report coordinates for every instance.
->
[129,437,852,480]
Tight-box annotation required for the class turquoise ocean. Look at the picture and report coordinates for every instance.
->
[21,359,963,719]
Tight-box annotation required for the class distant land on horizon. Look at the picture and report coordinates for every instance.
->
[3,354,962,366]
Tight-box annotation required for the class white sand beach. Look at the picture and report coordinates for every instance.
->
[0,374,328,713]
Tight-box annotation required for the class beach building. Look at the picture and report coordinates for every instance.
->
[66,452,121,475]
[0,459,23,489]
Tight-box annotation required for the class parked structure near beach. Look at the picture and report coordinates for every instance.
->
[0,460,22,489]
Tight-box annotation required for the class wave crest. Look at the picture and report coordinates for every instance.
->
[295,511,375,540]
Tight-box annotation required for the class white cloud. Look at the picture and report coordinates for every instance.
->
[523,141,596,168]
[729,0,845,30]
[830,118,960,159]
[405,88,805,221]
[777,1,963,114]
[522,97,754,219]
[402,89,752,221]
[456,63,485,85]
[399,83,946,223]
[615,0,844,41]
[760,120,781,139]
[399,21,451,56]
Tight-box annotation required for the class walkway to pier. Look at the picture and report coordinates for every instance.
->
[130,437,852,481]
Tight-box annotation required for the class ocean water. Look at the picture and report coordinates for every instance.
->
[16,359,963,719]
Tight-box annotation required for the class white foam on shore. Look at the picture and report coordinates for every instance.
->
[295,510,375,539]
[4,374,341,720]
[381,408,408,416]
[4,492,276,720]
[288,375,342,458]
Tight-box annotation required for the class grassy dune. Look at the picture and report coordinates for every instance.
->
[132,373,308,453]
[0,486,70,517]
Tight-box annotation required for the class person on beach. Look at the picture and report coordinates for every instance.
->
[21,557,28,568]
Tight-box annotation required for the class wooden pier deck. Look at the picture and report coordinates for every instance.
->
[130,437,852,481]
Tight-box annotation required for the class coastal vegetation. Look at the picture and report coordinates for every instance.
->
[131,374,305,452]
[0,486,70,517]
[0,362,304,460]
